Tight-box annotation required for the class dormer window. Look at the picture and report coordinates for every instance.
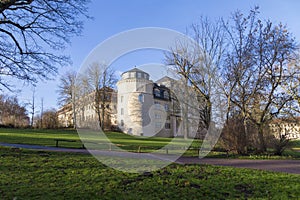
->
[154,88,160,97]
[137,72,142,78]
[163,91,170,99]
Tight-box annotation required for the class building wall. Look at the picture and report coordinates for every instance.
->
[116,68,179,137]
[270,121,300,139]
[117,70,154,136]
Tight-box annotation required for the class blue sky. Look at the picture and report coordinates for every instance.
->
[15,0,300,111]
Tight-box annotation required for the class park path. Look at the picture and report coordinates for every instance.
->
[0,142,299,174]
[176,157,300,174]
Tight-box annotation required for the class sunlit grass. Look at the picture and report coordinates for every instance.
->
[0,147,299,199]
[0,128,299,158]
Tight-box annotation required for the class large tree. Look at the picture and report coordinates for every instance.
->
[222,7,299,153]
[0,0,90,90]
[165,17,226,138]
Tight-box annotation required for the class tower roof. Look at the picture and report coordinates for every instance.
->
[121,67,149,76]
[120,67,150,80]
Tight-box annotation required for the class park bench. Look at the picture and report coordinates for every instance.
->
[54,139,84,148]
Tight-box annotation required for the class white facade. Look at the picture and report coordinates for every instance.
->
[269,120,300,140]
[116,68,178,137]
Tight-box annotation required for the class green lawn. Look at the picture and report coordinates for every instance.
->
[0,129,299,199]
[0,128,299,158]
[0,147,299,199]
[0,128,82,148]
[0,128,202,155]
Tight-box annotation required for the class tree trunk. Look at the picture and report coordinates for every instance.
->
[242,118,248,155]
[97,109,102,130]
[72,99,77,129]
[258,124,266,153]
[101,104,105,130]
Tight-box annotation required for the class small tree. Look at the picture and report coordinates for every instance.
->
[35,109,59,129]
[0,94,29,127]
[78,63,116,130]
[57,70,78,128]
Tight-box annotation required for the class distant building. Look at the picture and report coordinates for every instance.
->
[57,88,117,130]
[269,118,300,139]
[57,103,73,127]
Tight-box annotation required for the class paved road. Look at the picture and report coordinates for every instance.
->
[1,142,299,174]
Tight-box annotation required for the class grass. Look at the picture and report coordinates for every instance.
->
[0,147,299,199]
[0,128,202,154]
[290,140,300,150]
[0,128,299,158]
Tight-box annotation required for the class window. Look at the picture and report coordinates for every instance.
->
[154,88,160,97]
[138,94,144,103]
[121,120,124,126]
[164,104,169,111]
[137,72,142,78]
[165,123,171,129]
[155,113,161,119]
[120,96,123,103]
[121,108,124,115]
[163,91,170,99]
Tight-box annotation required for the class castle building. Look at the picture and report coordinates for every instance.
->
[116,68,181,137]
[58,67,181,137]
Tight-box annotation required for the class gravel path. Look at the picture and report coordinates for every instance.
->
[1,142,299,174]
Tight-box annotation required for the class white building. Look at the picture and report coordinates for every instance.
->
[269,118,300,140]
[117,68,181,137]
[58,67,182,137]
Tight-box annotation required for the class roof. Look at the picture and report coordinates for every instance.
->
[156,76,176,84]
[121,67,149,76]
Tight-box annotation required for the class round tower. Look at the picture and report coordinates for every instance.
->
[116,68,154,136]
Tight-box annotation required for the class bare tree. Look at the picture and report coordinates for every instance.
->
[165,17,226,138]
[57,70,77,128]
[35,108,59,129]
[0,0,90,90]
[78,63,117,130]
[222,7,299,153]
[0,94,29,127]
[281,60,300,114]
[40,97,43,128]
[30,86,35,127]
